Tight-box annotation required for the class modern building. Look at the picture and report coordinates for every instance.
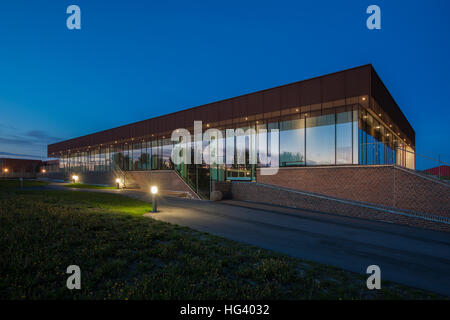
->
[46,64,416,199]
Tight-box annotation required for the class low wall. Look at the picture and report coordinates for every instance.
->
[124,171,199,198]
[256,165,450,217]
[211,181,232,199]
[229,182,450,232]
[40,170,199,198]
[39,171,116,185]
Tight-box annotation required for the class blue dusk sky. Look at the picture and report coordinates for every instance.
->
[0,0,449,165]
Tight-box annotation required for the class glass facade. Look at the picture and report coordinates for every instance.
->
[358,107,413,168]
[54,96,414,197]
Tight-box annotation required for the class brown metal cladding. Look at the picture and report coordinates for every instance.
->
[370,67,415,146]
[48,64,414,155]
[299,77,321,106]
[345,65,371,97]
[281,84,300,110]
[322,72,345,102]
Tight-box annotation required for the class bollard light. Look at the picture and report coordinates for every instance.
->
[72,175,79,183]
[115,178,121,189]
[151,186,158,212]
[3,168,8,173]
[41,169,46,173]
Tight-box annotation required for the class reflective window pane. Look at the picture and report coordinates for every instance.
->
[336,111,352,164]
[280,118,305,166]
[306,114,335,165]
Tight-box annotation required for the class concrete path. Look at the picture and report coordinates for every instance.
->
[40,185,450,295]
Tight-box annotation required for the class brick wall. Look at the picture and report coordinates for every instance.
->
[212,181,232,199]
[256,165,450,217]
[230,182,450,232]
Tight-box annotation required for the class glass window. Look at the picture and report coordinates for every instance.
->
[352,109,358,164]
[267,121,279,169]
[99,148,105,171]
[306,113,335,165]
[336,111,352,164]
[133,142,141,170]
[151,140,161,170]
[361,112,374,165]
[256,123,268,167]
[113,144,124,170]
[280,118,305,166]
[141,141,151,170]
[406,146,415,169]
[162,138,173,169]
[373,118,382,165]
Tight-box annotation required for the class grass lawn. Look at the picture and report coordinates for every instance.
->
[0,179,49,190]
[0,187,442,300]
[64,183,116,190]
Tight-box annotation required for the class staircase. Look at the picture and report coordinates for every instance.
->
[173,167,209,200]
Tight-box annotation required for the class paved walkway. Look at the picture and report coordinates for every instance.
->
[39,185,450,295]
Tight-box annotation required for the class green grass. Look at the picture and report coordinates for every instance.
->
[0,179,49,189]
[0,188,443,300]
[64,183,116,190]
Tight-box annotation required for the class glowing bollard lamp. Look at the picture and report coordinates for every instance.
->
[115,178,121,189]
[72,175,79,184]
[151,186,158,212]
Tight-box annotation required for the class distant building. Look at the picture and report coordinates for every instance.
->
[0,158,43,178]
[424,165,450,178]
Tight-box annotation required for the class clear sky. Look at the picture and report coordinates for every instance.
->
[0,0,449,166]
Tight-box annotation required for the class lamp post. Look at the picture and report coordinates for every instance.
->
[115,178,121,189]
[72,175,79,184]
[151,186,158,212]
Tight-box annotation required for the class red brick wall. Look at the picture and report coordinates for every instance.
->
[256,165,450,216]
[229,182,450,232]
